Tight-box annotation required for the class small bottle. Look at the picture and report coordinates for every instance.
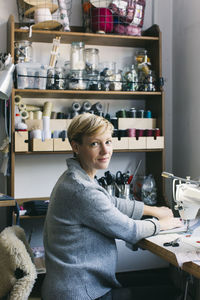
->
[15,113,22,130]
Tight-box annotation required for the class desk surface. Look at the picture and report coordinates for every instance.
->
[139,234,200,279]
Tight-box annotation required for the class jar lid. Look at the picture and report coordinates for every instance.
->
[71,41,85,48]
[85,48,99,53]
[14,40,32,45]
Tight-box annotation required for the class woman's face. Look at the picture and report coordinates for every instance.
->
[72,128,113,178]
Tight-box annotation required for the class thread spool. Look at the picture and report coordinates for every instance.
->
[92,102,103,112]
[129,108,137,118]
[42,130,51,141]
[51,111,57,119]
[43,101,53,117]
[116,110,126,118]
[34,8,52,24]
[145,110,152,118]
[136,129,144,138]
[145,129,153,137]
[71,102,81,112]
[14,95,22,106]
[110,117,118,129]
[136,109,145,118]
[20,110,29,120]
[53,130,61,138]
[82,101,92,112]
[154,128,161,137]
[34,111,43,120]
[57,112,65,119]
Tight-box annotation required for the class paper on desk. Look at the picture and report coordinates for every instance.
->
[159,218,200,235]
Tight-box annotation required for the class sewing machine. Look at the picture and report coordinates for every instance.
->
[162,172,200,228]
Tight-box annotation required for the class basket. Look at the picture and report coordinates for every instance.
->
[16,0,72,31]
[82,0,146,36]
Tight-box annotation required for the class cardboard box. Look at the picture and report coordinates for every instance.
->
[30,139,53,152]
[146,136,164,149]
[112,137,129,150]
[128,137,146,150]
[53,138,72,151]
[118,118,156,130]
[15,131,29,152]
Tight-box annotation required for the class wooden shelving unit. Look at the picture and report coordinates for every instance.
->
[7,15,166,221]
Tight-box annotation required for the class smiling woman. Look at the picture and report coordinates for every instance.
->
[42,113,182,300]
[68,113,114,178]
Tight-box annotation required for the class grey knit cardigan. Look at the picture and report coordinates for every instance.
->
[42,158,160,300]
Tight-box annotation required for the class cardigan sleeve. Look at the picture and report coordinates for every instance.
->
[110,196,144,220]
[73,186,160,245]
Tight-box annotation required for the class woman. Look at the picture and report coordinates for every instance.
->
[42,113,181,300]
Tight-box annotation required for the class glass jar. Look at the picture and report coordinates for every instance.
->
[70,42,85,71]
[68,70,88,90]
[84,48,99,73]
[14,40,33,64]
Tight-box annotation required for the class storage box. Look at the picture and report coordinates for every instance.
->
[16,62,47,89]
[112,137,129,150]
[25,119,72,131]
[128,137,146,150]
[118,118,156,130]
[53,138,72,151]
[30,139,53,152]
[14,131,29,152]
[146,136,164,149]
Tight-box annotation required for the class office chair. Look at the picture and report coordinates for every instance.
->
[0,225,37,300]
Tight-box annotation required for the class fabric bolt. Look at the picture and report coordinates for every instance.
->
[42,158,160,300]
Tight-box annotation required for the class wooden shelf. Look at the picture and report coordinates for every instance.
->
[13,25,159,48]
[0,200,15,207]
[15,149,164,155]
[14,89,162,99]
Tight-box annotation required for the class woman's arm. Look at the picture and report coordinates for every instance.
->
[143,205,173,219]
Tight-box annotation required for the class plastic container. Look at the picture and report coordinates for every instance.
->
[141,174,157,206]
[16,62,47,89]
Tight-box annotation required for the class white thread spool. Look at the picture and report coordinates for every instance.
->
[34,8,52,24]
[43,116,50,132]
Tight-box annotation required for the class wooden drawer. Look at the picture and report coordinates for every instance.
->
[128,137,146,149]
[30,139,53,152]
[15,131,29,152]
[53,138,72,151]
[112,137,129,150]
[146,136,164,149]
[118,118,156,130]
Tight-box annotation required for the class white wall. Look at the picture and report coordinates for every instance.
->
[173,0,200,180]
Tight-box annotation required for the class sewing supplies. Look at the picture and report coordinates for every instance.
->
[14,40,33,64]
[163,237,180,247]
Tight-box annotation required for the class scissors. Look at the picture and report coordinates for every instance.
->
[116,171,130,185]
[163,237,180,247]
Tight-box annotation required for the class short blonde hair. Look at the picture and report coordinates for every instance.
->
[67,113,114,144]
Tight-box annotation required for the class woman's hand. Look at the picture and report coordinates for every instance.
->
[159,217,183,231]
[143,205,173,219]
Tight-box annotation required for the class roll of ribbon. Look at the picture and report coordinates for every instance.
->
[57,112,65,119]
[34,111,43,120]
[14,95,22,106]
[34,8,52,24]
[136,129,144,138]
[19,103,26,111]
[145,129,153,137]
[20,110,29,120]
[127,128,136,137]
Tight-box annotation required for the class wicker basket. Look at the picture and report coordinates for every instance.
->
[16,0,72,30]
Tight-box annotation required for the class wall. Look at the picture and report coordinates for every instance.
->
[173,0,200,180]
[0,0,173,271]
